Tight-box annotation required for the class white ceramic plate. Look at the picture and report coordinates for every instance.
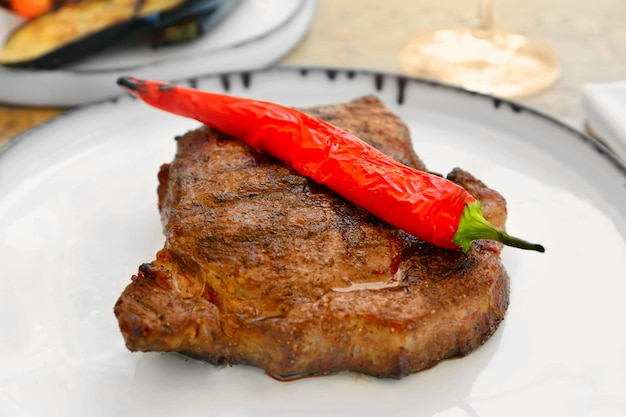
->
[0,0,316,106]
[1,67,625,417]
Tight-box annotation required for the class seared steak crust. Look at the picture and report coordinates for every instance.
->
[114,96,509,379]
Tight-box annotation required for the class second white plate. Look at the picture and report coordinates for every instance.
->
[0,0,316,106]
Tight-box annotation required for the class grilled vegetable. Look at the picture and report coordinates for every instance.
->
[0,0,235,69]
[118,77,545,253]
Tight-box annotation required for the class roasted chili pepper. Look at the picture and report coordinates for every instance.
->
[117,76,545,253]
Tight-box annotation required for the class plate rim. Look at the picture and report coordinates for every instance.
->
[2,65,625,177]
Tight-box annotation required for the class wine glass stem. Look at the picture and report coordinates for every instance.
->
[475,0,494,32]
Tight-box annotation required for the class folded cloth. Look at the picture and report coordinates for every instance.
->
[581,81,626,163]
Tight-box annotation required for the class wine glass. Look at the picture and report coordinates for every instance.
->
[400,0,560,98]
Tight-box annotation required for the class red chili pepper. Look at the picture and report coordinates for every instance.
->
[117,76,544,253]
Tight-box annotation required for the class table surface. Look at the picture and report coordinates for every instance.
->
[2,0,626,148]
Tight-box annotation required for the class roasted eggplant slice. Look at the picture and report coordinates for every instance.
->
[0,0,235,69]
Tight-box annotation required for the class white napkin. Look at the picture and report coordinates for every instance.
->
[581,81,626,163]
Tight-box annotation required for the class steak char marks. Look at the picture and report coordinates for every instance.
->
[114,96,509,379]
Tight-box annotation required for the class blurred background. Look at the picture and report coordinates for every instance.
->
[1,0,626,148]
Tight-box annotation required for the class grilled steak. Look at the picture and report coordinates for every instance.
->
[114,96,509,379]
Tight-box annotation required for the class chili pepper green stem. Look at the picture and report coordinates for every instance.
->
[453,201,545,252]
